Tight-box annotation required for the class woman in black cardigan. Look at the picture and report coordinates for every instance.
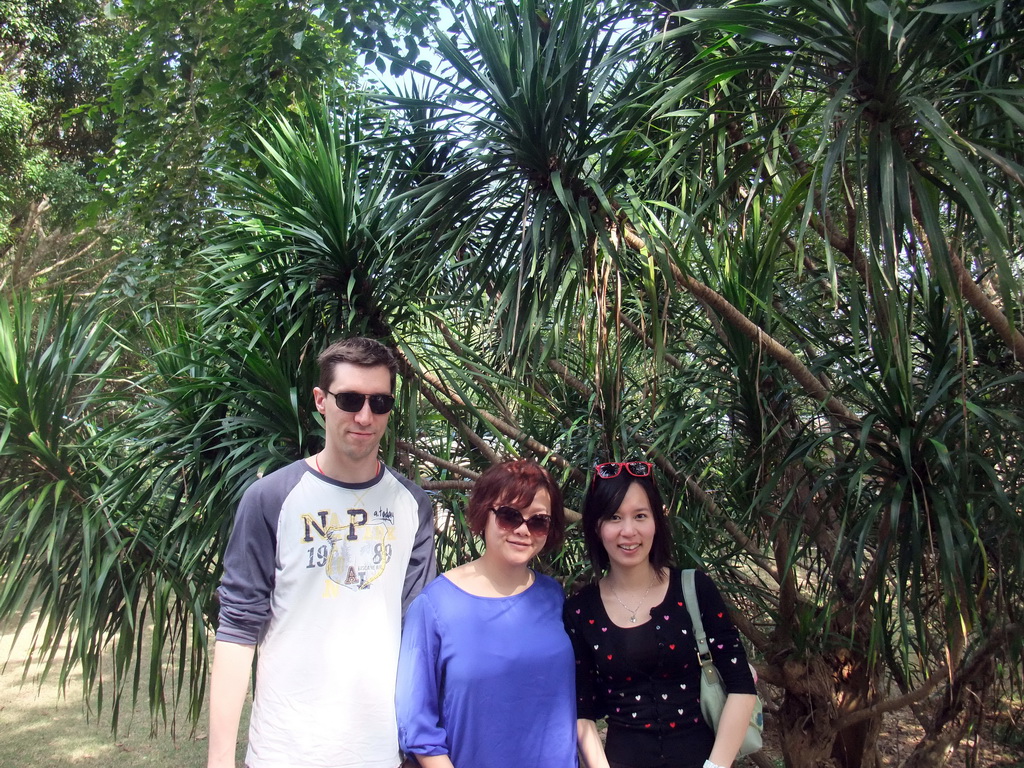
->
[563,461,757,768]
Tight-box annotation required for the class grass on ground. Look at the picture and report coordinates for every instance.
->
[0,611,248,768]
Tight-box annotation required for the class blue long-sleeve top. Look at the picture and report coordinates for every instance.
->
[396,572,578,768]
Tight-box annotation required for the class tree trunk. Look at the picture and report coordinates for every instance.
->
[830,649,883,768]
[777,656,841,768]
[775,643,886,768]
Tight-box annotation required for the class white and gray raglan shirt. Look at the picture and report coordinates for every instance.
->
[216,459,436,768]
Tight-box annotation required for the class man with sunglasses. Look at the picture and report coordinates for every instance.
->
[209,337,436,768]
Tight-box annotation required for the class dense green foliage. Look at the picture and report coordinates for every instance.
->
[0,0,437,297]
[1,0,1022,765]
[0,0,115,290]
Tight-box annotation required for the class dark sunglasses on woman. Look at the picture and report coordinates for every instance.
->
[491,505,552,536]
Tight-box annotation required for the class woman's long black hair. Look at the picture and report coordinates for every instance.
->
[581,469,674,575]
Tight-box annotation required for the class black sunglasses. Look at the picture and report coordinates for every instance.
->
[491,505,552,536]
[325,390,396,414]
[593,461,653,483]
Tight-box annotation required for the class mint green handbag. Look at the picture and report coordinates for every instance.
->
[681,569,764,756]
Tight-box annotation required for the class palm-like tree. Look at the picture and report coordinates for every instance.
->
[636,2,1024,764]
[1,1,1021,764]
[368,0,1024,765]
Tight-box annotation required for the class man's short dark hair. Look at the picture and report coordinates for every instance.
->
[317,337,399,392]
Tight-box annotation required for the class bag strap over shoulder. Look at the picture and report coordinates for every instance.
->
[682,569,721,684]
[681,569,708,654]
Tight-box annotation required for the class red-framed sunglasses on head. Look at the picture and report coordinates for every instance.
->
[592,461,654,484]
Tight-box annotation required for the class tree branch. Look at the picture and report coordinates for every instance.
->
[396,440,481,481]
[620,226,863,430]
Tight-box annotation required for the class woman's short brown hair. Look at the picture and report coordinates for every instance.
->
[466,460,566,554]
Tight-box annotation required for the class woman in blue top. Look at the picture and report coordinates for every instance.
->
[564,461,757,768]
[396,460,578,768]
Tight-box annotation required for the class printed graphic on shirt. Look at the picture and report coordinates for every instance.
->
[301,507,396,590]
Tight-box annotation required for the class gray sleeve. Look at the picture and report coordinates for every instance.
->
[389,468,437,616]
[215,462,302,644]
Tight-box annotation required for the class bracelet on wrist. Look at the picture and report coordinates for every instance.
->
[703,761,728,768]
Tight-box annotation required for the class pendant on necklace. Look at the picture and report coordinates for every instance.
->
[609,576,655,626]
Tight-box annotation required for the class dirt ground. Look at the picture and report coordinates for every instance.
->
[753,700,1024,768]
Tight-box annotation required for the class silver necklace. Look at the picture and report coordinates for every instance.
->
[608,576,655,623]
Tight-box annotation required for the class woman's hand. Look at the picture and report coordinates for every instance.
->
[576,718,611,768]
[706,693,757,767]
